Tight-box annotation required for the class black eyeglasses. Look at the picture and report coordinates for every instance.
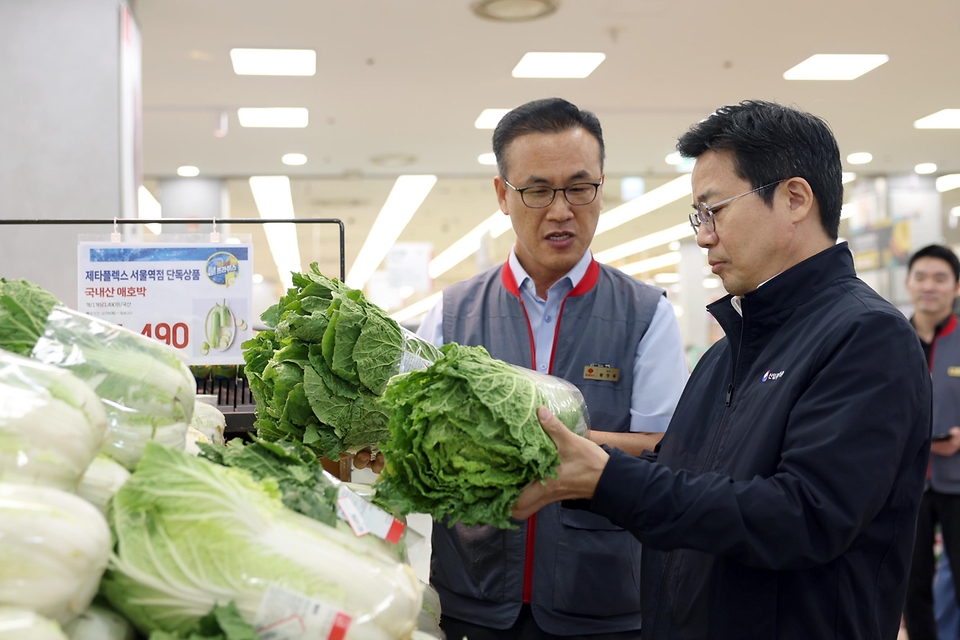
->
[503,178,603,208]
[689,180,783,234]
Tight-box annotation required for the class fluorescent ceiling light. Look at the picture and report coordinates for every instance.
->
[249,176,302,289]
[783,54,889,80]
[346,175,438,289]
[914,109,960,129]
[595,174,692,236]
[846,152,873,165]
[252,273,264,284]
[937,174,960,193]
[282,153,307,166]
[840,203,853,220]
[512,52,606,78]
[391,291,442,324]
[137,186,162,234]
[428,211,514,281]
[177,165,199,177]
[703,278,721,289]
[665,152,682,166]
[238,107,309,128]
[915,163,938,175]
[475,109,511,129]
[842,172,857,184]
[952,206,960,218]
[595,223,693,264]
[230,48,316,76]
[478,153,497,166]
[619,251,682,276]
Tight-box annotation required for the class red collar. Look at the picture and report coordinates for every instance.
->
[502,259,600,298]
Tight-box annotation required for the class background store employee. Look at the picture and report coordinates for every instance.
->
[417,98,688,638]
[514,100,932,640]
[902,244,960,640]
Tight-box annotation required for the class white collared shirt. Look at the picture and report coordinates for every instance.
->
[417,249,688,433]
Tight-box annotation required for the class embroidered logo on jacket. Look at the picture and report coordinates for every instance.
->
[762,370,785,382]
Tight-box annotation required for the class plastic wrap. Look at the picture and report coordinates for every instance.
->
[377,343,593,528]
[30,306,196,470]
[76,455,130,515]
[0,483,111,625]
[396,326,441,375]
[0,350,107,491]
[102,443,423,640]
[0,608,67,640]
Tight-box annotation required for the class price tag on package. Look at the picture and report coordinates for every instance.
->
[336,485,406,543]
[255,585,352,640]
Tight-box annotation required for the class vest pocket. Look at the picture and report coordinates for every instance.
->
[552,508,642,617]
[431,522,508,603]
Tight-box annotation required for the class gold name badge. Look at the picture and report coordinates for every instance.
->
[948,366,960,377]
[583,365,619,382]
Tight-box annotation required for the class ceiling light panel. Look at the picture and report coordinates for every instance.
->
[238,108,309,128]
[475,109,511,129]
[915,163,938,175]
[346,175,438,289]
[937,174,960,193]
[478,153,497,166]
[842,172,857,184]
[846,152,873,165]
[230,48,316,76]
[138,186,162,235]
[391,291,442,324]
[782,54,889,80]
[511,52,606,78]
[595,223,694,264]
[282,153,307,166]
[249,176,302,290]
[619,251,682,276]
[914,109,960,129]
[177,165,199,177]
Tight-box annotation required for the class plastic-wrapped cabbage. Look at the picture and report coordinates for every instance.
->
[184,427,211,456]
[76,455,130,515]
[0,279,196,470]
[0,484,110,624]
[0,608,67,640]
[0,350,107,491]
[62,603,134,640]
[189,401,225,446]
[102,442,423,639]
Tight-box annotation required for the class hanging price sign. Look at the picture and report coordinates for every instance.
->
[77,241,254,365]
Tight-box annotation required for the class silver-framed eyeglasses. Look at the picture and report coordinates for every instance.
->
[503,178,603,208]
[688,180,783,234]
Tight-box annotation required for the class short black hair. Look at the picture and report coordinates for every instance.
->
[909,245,960,282]
[677,100,843,239]
[492,98,604,178]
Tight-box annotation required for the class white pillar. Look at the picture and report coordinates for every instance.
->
[678,239,707,348]
[0,0,141,305]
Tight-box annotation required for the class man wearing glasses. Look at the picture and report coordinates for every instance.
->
[514,100,932,639]
[416,98,689,638]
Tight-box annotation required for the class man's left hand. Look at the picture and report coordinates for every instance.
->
[512,407,610,520]
[931,426,960,458]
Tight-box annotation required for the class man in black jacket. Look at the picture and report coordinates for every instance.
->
[514,100,932,639]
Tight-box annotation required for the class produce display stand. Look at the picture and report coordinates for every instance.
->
[0,216,353,480]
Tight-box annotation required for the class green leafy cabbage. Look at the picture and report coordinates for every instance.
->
[243,265,439,459]
[376,343,588,529]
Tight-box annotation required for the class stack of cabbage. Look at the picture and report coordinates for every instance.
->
[0,278,196,469]
[244,265,440,459]
[377,343,589,529]
[0,351,113,638]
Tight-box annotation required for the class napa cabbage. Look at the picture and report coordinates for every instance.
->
[76,455,130,515]
[0,349,107,491]
[0,484,110,624]
[102,442,422,640]
[0,608,67,640]
[0,279,196,470]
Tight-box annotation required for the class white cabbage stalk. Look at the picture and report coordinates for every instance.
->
[0,350,107,491]
[0,484,110,624]
[101,420,188,470]
[102,442,422,640]
[0,608,67,640]
[76,455,130,515]
[184,427,211,456]
[190,401,225,446]
[62,603,134,640]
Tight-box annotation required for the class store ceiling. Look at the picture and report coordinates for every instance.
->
[137,0,960,304]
